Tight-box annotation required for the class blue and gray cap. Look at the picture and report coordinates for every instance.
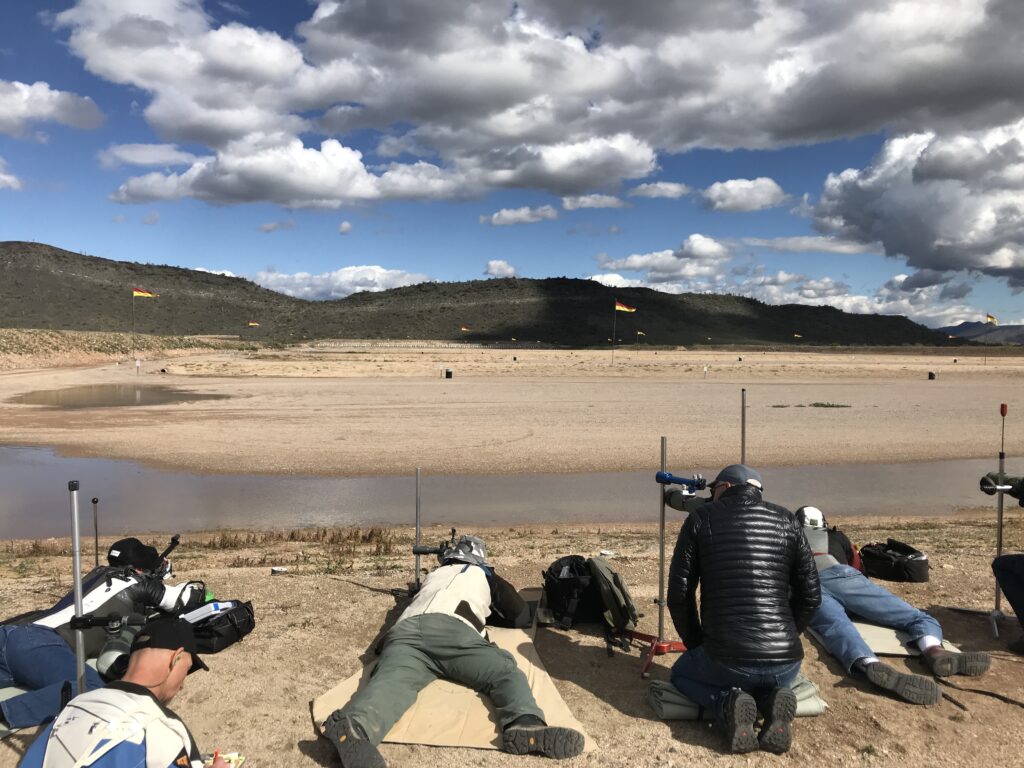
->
[710,464,764,491]
[440,535,488,567]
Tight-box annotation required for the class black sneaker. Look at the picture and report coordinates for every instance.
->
[923,649,991,677]
[862,661,940,705]
[758,688,797,754]
[719,689,759,754]
[322,711,388,768]
[502,717,584,760]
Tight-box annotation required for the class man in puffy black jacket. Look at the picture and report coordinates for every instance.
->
[667,464,820,755]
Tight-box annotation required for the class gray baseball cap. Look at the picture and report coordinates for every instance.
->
[711,464,763,491]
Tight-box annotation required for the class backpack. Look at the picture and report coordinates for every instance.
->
[542,555,603,630]
[860,539,929,583]
[542,555,640,640]
[184,600,256,653]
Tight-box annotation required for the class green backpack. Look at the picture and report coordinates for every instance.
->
[587,556,640,634]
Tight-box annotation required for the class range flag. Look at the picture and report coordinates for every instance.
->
[132,288,157,298]
[248,321,260,327]
[793,333,803,338]
[637,330,646,336]
[460,326,470,331]
[615,300,636,313]
[986,313,998,325]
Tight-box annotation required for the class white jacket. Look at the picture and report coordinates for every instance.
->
[18,682,203,768]
[397,564,491,635]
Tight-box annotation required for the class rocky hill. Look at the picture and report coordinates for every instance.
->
[0,241,957,347]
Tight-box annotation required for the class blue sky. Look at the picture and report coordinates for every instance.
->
[2,1,1024,327]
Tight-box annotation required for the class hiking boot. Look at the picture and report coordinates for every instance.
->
[502,715,584,759]
[923,649,991,677]
[758,688,797,754]
[862,661,940,705]
[322,711,387,768]
[719,689,759,754]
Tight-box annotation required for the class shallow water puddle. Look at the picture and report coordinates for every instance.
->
[8,384,230,409]
[0,446,1013,539]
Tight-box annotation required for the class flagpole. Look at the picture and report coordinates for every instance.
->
[611,303,617,365]
[131,293,136,359]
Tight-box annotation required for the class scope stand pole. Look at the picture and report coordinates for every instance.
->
[637,436,687,678]
[741,388,747,464]
[991,404,1009,638]
[414,468,422,593]
[91,497,100,568]
[69,481,88,697]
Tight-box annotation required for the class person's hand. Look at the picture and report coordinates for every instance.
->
[210,756,228,768]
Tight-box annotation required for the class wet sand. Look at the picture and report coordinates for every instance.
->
[0,346,1021,478]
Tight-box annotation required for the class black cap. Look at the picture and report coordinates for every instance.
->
[711,464,764,491]
[107,538,162,571]
[131,617,208,673]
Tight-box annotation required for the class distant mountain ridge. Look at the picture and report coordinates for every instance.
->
[940,321,1024,345]
[0,241,958,347]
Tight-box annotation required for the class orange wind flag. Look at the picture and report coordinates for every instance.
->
[132,288,157,298]
[615,300,636,313]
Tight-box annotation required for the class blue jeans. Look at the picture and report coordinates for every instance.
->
[0,625,103,729]
[809,565,943,672]
[670,645,801,720]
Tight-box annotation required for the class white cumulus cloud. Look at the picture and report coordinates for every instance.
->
[338,220,353,234]
[598,233,731,281]
[562,194,625,210]
[741,236,881,254]
[704,177,787,211]
[628,182,691,199]
[0,79,103,137]
[480,205,559,226]
[253,265,430,299]
[0,157,21,190]
[814,119,1024,290]
[98,143,201,169]
[484,259,517,278]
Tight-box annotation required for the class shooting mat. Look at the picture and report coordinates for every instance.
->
[311,594,595,752]
[809,620,959,657]
[0,686,29,739]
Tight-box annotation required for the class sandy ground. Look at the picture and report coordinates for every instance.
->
[0,346,1022,476]
[2,346,1024,766]
[0,515,1022,768]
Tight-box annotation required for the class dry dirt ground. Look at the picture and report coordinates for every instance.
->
[1,515,1022,768]
[0,346,1022,476]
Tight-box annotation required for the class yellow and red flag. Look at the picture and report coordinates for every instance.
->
[986,313,998,325]
[460,325,470,331]
[615,300,636,313]
[247,321,260,327]
[132,288,157,298]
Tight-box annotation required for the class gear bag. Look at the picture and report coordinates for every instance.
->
[183,600,256,653]
[860,539,929,583]
[542,555,639,634]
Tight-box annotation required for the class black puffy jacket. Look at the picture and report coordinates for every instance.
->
[667,486,821,663]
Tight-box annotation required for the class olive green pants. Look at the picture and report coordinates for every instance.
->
[342,613,545,745]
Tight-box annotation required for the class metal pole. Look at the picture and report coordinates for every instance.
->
[131,295,136,359]
[657,436,667,643]
[996,403,1008,613]
[414,468,422,591]
[91,497,99,568]
[68,481,87,696]
[741,388,747,464]
[611,308,617,365]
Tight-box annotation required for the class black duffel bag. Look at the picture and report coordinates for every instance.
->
[860,539,929,583]
[191,600,256,653]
